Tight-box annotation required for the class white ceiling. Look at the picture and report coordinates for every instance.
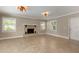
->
[0,6,79,20]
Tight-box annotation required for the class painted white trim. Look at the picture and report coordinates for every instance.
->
[38,33,46,35]
[15,10,79,20]
[70,37,79,41]
[0,33,46,40]
[47,33,69,39]
[24,33,46,36]
[0,33,69,40]
[0,36,23,40]
[49,11,79,19]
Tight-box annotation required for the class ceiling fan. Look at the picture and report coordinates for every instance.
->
[41,11,49,17]
[17,6,29,12]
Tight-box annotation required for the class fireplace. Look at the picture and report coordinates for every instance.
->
[24,25,37,34]
[27,28,34,34]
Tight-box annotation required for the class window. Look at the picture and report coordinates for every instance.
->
[51,20,57,31]
[40,22,45,30]
[2,17,16,32]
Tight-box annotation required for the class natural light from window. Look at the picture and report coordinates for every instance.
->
[2,17,16,32]
[40,22,45,30]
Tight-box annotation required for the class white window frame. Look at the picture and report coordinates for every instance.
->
[2,17,16,32]
[51,20,57,32]
[40,22,45,30]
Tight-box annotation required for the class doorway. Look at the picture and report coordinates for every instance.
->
[70,17,79,40]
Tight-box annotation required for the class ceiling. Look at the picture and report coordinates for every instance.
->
[0,6,79,20]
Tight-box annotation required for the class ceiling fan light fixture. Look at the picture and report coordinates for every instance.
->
[42,11,49,16]
[17,6,29,12]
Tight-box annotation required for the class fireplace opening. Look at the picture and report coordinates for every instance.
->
[27,28,34,34]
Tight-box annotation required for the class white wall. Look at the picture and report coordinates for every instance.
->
[47,16,69,39]
[1,12,79,41]
[0,16,46,38]
[47,13,79,40]
[16,18,46,36]
[0,17,2,32]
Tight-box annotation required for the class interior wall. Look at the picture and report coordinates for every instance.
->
[47,13,79,40]
[16,18,46,36]
[0,17,2,32]
[0,16,46,37]
[1,12,79,40]
[47,16,69,38]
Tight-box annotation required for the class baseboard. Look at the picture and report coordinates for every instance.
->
[0,36,23,40]
[46,33,69,39]
[38,33,47,35]
[70,37,79,41]
[0,33,46,40]
[0,33,69,40]
[24,33,46,36]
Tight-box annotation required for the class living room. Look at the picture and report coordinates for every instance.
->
[0,6,79,53]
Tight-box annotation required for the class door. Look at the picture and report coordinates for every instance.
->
[70,17,79,40]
